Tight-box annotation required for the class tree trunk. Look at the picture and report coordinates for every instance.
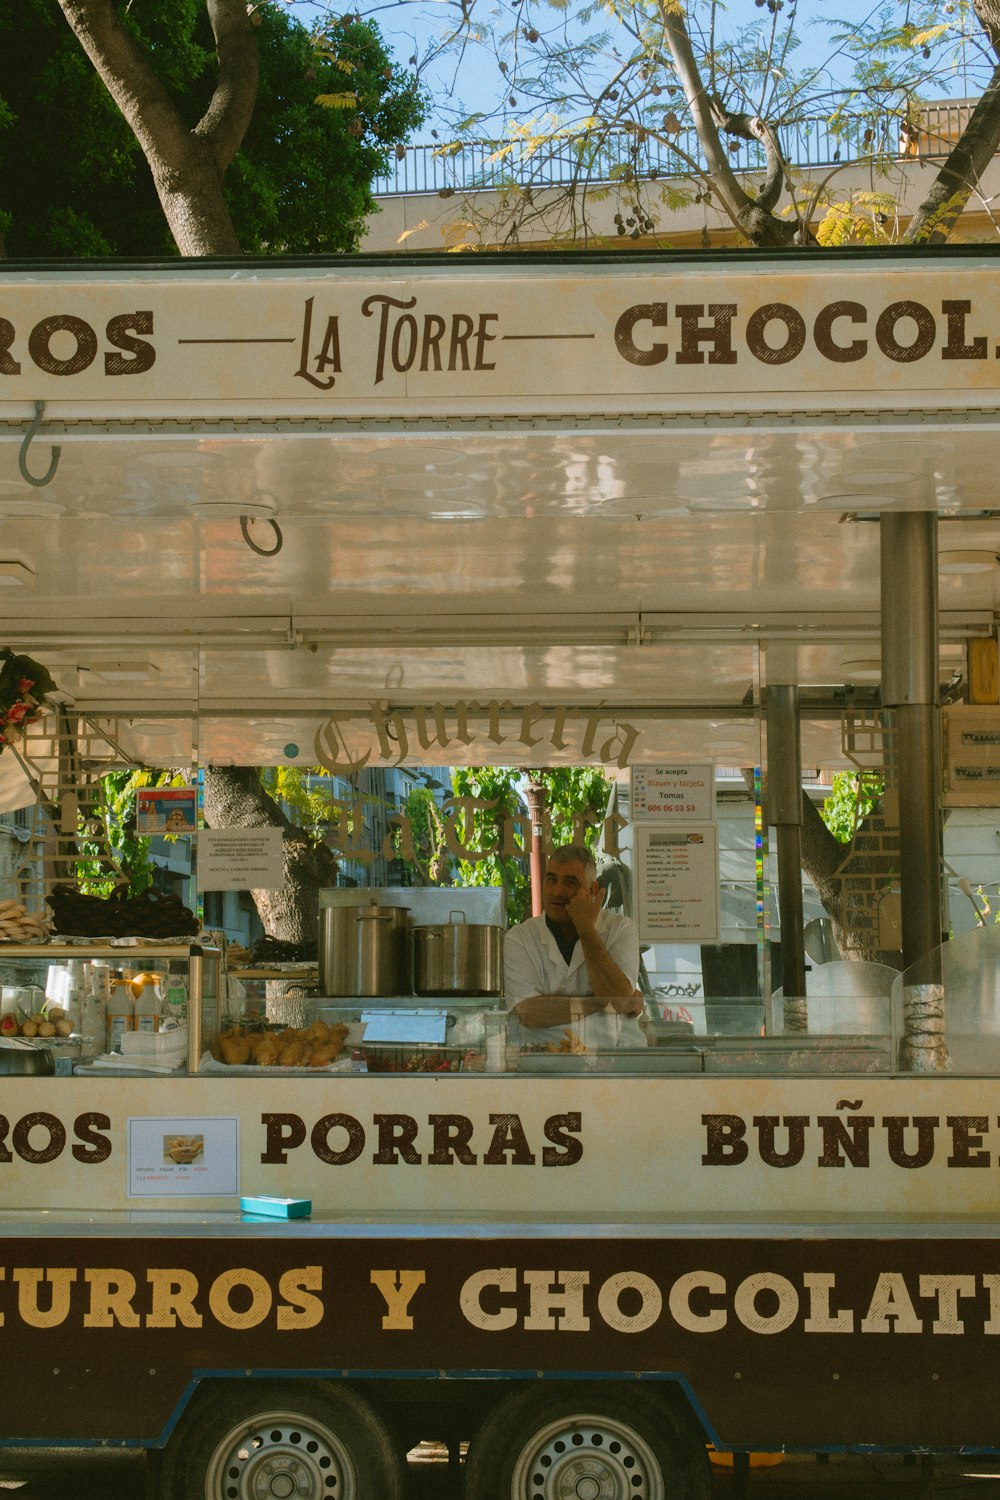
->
[744,770,899,966]
[798,790,899,965]
[202,767,341,943]
[56,0,257,255]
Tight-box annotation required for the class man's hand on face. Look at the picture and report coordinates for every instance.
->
[565,882,605,934]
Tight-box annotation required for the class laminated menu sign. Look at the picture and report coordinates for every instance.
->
[198,827,284,890]
[631,764,715,822]
[635,823,720,943]
[128,1115,239,1197]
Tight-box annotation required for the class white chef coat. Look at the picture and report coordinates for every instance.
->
[502,910,644,1050]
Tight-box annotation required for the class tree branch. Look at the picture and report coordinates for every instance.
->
[711,106,783,210]
[196,0,260,172]
[658,1,797,246]
[659,2,749,220]
[905,60,1000,245]
[975,0,1000,58]
[57,0,196,173]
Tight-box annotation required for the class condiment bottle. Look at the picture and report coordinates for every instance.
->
[133,975,161,1034]
[107,971,134,1052]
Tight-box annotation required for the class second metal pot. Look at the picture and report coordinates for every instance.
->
[319,903,412,997]
[413,911,504,997]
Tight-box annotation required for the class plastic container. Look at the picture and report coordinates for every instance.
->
[161,971,188,1024]
[107,972,134,1052]
[79,969,108,1064]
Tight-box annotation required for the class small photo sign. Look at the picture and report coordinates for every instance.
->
[128,1115,239,1197]
[136,787,197,835]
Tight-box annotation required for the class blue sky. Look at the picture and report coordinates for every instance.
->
[284,0,977,144]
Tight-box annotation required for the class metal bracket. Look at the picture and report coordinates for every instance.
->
[240,515,283,557]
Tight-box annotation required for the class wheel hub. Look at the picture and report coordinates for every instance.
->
[207,1412,354,1500]
[512,1415,664,1500]
[570,1470,602,1500]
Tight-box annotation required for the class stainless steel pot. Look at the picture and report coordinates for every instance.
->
[0,1037,55,1076]
[319,902,412,997]
[413,911,504,997]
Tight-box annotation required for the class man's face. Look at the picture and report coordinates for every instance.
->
[542,858,595,924]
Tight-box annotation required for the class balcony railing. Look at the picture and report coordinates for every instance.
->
[373,101,977,197]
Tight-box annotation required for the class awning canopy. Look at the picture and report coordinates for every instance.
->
[0,248,996,771]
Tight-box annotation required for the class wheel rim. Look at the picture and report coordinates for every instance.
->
[205,1406,356,1500]
[510,1411,665,1500]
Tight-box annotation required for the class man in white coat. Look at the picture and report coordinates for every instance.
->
[503,843,645,1050]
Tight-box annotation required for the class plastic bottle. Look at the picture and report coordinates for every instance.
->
[133,975,161,1034]
[79,967,109,1062]
[107,971,134,1052]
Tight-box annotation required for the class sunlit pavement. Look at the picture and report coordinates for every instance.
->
[2,1449,1000,1497]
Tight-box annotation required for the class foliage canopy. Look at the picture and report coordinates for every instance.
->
[0,0,425,256]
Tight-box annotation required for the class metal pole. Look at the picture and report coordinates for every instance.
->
[524,776,547,917]
[766,684,808,1017]
[880,512,944,971]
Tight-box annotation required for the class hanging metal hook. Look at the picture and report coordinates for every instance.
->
[18,401,61,488]
[240,514,283,557]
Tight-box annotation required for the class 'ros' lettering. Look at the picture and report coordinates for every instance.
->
[0,313,154,379]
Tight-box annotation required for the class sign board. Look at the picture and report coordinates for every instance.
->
[360,1009,449,1045]
[127,1114,239,1197]
[3,1226,999,1450]
[198,827,284,891]
[6,1074,1000,1223]
[635,823,720,943]
[136,787,197,835]
[631,763,715,822]
[2,260,1000,421]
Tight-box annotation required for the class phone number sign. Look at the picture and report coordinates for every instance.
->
[631,764,715,822]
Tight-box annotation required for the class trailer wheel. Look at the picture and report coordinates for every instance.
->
[159,1379,404,1500]
[463,1383,710,1500]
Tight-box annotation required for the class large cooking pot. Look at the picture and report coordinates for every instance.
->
[0,1037,55,1076]
[319,902,412,997]
[413,911,503,997]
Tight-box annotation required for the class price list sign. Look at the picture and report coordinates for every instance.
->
[635,825,721,943]
[630,764,715,822]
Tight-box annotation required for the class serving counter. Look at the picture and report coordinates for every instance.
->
[4,931,1000,1491]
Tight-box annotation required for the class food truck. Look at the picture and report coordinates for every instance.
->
[1,247,1000,1499]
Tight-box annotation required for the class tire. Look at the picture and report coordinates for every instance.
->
[463,1382,711,1500]
[159,1379,405,1500]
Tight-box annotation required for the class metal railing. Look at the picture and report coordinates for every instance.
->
[373,101,977,197]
